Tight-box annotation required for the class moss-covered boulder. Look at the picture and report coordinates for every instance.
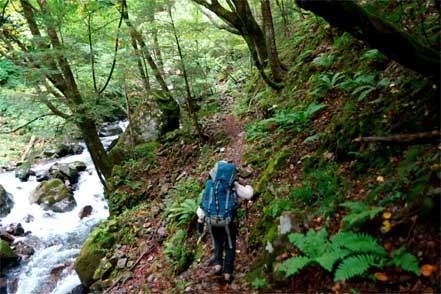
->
[30,179,76,213]
[49,163,80,184]
[255,148,291,193]
[0,184,14,217]
[74,228,115,287]
[68,161,87,172]
[43,143,84,158]
[15,162,31,182]
[0,240,19,270]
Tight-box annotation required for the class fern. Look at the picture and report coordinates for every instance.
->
[334,254,376,281]
[288,228,330,258]
[314,249,351,272]
[331,232,387,256]
[170,198,199,226]
[340,201,383,230]
[279,256,311,277]
[390,247,420,275]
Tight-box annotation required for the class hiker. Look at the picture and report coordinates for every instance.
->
[196,161,253,283]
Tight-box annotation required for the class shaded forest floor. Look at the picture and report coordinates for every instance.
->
[101,95,439,293]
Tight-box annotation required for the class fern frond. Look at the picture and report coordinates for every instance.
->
[331,232,387,256]
[334,254,376,281]
[390,247,420,275]
[289,229,330,258]
[314,249,351,272]
[278,256,311,277]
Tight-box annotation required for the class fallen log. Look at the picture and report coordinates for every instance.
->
[354,130,440,144]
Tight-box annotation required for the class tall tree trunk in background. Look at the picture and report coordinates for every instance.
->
[20,0,112,181]
[168,7,205,141]
[261,0,285,82]
[192,0,284,89]
[296,0,440,81]
[121,0,180,134]
[147,7,165,75]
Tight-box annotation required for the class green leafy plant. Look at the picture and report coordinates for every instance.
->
[311,53,334,68]
[170,198,199,226]
[310,72,347,96]
[278,229,419,282]
[246,102,326,141]
[340,201,383,230]
[251,277,267,290]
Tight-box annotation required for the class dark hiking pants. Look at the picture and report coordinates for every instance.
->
[212,221,237,274]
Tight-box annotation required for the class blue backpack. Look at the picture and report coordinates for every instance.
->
[201,161,238,248]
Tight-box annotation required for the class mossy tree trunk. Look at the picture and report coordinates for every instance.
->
[296,0,440,81]
[17,0,113,181]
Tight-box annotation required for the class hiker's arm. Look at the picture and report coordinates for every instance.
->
[234,182,254,200]
[196,206,205,223]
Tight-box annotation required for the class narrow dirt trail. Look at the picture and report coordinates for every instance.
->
[174,114,254,293]
[106,114,256,293]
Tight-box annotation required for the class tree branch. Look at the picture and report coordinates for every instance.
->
[354,130,441,144]
[98,4,124,94]
[197,6,241,35]
[88,13,98,93]
[295,0,440,80]
[0,113,55,134]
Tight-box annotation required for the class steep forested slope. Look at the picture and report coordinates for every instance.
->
[0,0,439,293]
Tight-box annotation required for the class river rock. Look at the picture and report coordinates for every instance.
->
[74,229,115,287]
[14,241,35,259]
[15,162,32,182]
[0,231,14,243]
[99,124,123,137]
[79,205,93,219]
[43,143,84,158]
[0,184,14,217]
[35,169,50,182]
[68,285,88,294]
[0,239,19,270]
[6,223,25,236]
[49,163,80,185]
[68,161,87,172]
[30,179,76,213]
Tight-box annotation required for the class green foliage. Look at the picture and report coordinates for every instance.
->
[290,165,340,212]
[340,202,383,230]
[170,198,199,226]
[251,277,267,290]
[311,53,334,68]
[309,72,347,97]
[334,254,377,282]
[390,247,420,275]
[164,229,194,274]
[278,229,417,282]
[245,102,326,141]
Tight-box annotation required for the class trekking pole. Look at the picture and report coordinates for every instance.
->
[244,199,249,254]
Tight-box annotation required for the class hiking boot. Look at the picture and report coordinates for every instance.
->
[224,273,232,284]
[213,265,222,276]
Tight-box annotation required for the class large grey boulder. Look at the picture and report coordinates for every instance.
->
[118,100,163,146]
[49,163,80,185]
[30,179,76,213]
[0,185,13,217]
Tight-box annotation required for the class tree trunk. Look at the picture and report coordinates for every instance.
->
[20,0,113,182]
[168,7,206,142]
[296,0,440,80]
[261,0,285,82]
[121,0,180,134]
[192,0,284,89]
